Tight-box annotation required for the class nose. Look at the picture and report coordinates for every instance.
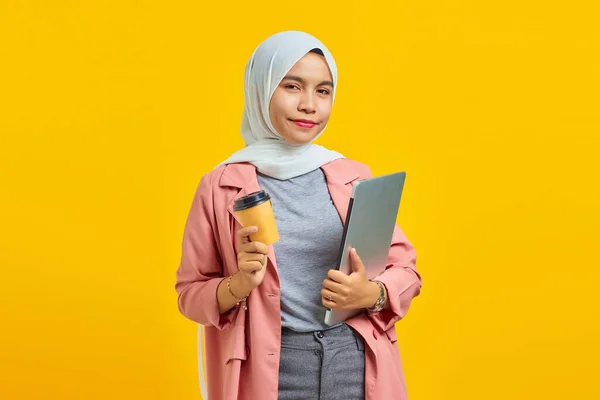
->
[298,91,316,114]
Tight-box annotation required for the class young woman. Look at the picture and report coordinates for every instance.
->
[175,30,422,400]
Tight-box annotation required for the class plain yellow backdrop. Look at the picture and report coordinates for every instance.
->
[1,1,599,399]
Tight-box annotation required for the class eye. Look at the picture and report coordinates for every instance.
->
[317,89,331,95]
[285,84,300,90]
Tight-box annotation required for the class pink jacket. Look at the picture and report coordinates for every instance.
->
[175,158,422,400]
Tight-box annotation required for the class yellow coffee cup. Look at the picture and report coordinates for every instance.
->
[233,190,279,245]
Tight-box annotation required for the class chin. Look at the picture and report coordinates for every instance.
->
[277,121,321,144]
[283,134,317,145]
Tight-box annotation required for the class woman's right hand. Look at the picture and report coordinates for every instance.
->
[236,226,269,292]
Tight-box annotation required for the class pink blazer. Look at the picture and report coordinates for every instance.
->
[175,158,422,400]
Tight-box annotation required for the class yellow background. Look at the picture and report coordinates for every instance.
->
[1,1,599,399]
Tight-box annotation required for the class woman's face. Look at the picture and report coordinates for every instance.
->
[269,51,334,145]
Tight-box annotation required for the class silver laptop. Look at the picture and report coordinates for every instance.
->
[324,171,406,326]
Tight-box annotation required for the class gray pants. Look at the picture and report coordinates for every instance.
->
[278,323,366,400]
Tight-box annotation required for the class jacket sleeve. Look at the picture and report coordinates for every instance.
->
[368,224,421,332]
[174,173,238,330]
[358,163,422,332]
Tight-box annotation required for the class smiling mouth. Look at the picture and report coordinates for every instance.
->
[291,119,317,129]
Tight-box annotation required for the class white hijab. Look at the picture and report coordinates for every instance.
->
[217,30,344,180]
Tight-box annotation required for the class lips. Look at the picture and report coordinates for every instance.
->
[293,119,317,129]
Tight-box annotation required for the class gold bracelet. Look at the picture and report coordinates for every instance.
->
[227,274,248,310]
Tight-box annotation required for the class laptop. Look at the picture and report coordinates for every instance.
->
[324,171,406,326]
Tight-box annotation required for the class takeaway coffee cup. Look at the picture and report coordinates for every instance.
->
[233,190,279,245]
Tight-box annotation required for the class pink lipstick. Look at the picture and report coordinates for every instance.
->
[293,119,316,129]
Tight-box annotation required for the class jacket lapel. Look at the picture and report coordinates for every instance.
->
[220,164,256,225]
[321,160,361,224]
[219,163,278,270]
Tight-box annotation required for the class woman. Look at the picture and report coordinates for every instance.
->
[175,30,422,400]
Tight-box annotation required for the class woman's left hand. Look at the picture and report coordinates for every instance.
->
[322,248,379,310]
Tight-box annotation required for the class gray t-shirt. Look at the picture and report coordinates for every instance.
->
[257,168,345,332]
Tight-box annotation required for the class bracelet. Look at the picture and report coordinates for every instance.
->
[227,274,248,310]
[367,280,385,313]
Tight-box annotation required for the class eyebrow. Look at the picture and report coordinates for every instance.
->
[282,75,334,88]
